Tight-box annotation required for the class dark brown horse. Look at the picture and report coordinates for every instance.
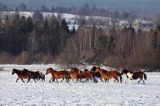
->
[23,69,44,83]
[12,69,31,83]
[39,72,45,81]
[46,68,70,83]
[23,69,40,83]
[90,66,101,83]
[121,69,147,84]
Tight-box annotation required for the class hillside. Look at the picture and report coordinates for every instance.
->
[0,0,160,17]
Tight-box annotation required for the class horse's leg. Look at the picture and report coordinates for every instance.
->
[138,78,142,84]
[43,76,45,81]
[56,79,59,83]
[72,79,75,83]
[33,79,36,83]
[27,78,31,83]
[20,77,25,83]
[49,78,52,83]
[143,80,145,84]
[115,77,119,82]
[75,78,79,83]
[107,79,109,83]
[52,78,55,83]
[85,78,89,82]
[61,78,64,83]
[16,78,19,82]
[66,78,69,83]
[105,79,107,83]
[100,77,104,82]
[21,78,25,83]
[80,78,85,83]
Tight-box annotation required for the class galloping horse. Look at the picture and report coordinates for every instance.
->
[121,69,147,84]
[39,72,45,81]
[95,67,112,82]
[12,69,31,83]
[23,69,41,82]
[95,67,122,83]
[69,68,80,82]
[90,66,101,83]
[46,68,70,83]
[77,69,93,82]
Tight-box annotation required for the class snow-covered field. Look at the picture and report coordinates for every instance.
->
[0,64,160,105]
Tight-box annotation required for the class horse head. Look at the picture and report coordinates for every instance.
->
[121,69,129,75]
[12,69,16,75]
[95,67,101,73]
[46,67,54,75]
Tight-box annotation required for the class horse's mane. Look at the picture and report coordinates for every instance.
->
[71,67,79,71]
[23,69,29,71]
[13,68,21,71]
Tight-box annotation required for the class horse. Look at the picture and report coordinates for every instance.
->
[109,69,122,83]
[39,72,45,81]
[46,68,70,83]
[90,66,101,83]
[121,69,147,84]
[77,69,93,83]
[69,68,80,83]
[95,67,122,83]
[12,69,31,83]
[23,69,42,83]
[95,67,112,83]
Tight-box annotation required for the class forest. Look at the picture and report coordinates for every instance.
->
[0,11,160,70]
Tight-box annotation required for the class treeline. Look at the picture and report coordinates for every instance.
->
[0,2,132,19]
[0,12,75,64]
[62,24,160,70]
[0,12,160,70]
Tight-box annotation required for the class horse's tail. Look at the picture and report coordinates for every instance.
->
[144,73,147,80]
[119,73,122,83]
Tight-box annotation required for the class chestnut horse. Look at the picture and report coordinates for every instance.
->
[46,68,70,83]
[69,68,80,82]
[78,69,93,82]
[95,67,112,82]
[69,68,93,83]
[12,69,31,83]
[121,69,147,84]
[95,67,122,83]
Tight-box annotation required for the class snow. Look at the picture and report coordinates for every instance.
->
[0,64,160,105]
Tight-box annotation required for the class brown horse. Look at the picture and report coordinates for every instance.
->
[95,67,112,83]
[46,68,70,83]
[96,67,122,83]
[121,69,147,84]
[109,69,122,83]
[77,69,93,82]
[23,69,44,83]
[69,68,80,83]
[12,69,31,83]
